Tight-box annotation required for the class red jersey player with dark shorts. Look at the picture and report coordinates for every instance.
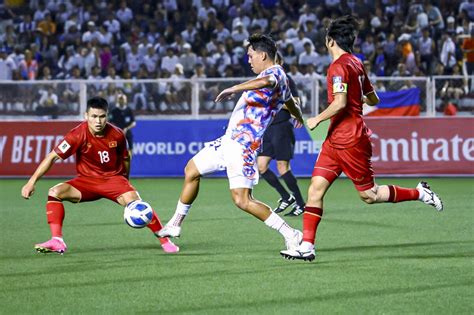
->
[281,15,443,262]
[21,97,178,254]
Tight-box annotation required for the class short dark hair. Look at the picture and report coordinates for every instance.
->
[326,15,359,53]
[87,96,109,112]
[246,33,277,61]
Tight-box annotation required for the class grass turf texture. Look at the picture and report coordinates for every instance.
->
[1,178,473,314]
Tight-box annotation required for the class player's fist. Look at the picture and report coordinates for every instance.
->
[291,118,303,128]
[215,88,235,102]
[21,183,35,199]
[306,117,320,130]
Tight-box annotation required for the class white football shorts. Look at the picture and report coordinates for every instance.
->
[192,136,259,189]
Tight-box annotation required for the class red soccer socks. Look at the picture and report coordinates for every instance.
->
[46,196,65,238]
[302,206,323,244]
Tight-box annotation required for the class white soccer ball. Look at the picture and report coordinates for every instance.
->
[124,200,153,228]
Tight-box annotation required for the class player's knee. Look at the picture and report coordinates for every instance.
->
[258,165,268,174]
[232,194,249,210]
[184,161,201,180]
[48,187,62,199]
[276,163,289,175]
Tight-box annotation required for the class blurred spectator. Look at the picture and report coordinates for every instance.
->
[425,1,444,40]
[103,12,121,41]
[298,42,319,68]
[19,49,38,80]
[213,41,231,76]
[116,1,134,27]
[0,48,17,80]
[180,43,197,77]
[87,66,103,95]
[231,22,249,44]
[292,29,313,55]
[36,85,59,118]
[143,46,159,74]
[161,47,180,74]
[314,45,331,74]
[440,31,457,73]
[62,66,81,111]
[440,64,466,101]
[125,44,143,76]
[38,65,52,80]
[18,14,36,44]
[37,13,56,38]
[82,21,102,43]
[298,4,318,31]
[417,28,435,74]
[398,33,416,73]
[282,43,297,66]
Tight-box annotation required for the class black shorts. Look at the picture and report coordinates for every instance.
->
[260,121,295,161]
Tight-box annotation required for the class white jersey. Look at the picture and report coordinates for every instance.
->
[225,64,291,151]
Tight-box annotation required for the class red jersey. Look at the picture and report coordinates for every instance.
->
[54,122,129,178]
[326,53,374,148]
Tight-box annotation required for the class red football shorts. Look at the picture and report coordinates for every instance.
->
[66,175,136,203]
[312,137,375,191]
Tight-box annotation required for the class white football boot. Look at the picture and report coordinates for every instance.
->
[157,224,182,238]
[280,242,316,262]
[417,181,444,211]
[284,229,303,251]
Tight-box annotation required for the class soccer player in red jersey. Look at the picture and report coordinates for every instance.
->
[280,15,443,262]
[21,97,178,254]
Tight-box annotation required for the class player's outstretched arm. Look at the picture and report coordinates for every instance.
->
[214,75,276,102]
[21,150,60,199]
[307,93,347,130]
[284,96,304,126]
[363,91,380,106]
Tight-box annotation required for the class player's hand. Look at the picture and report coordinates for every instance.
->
[306,117,320,130]
[291,117,303,128]
[21,182,35,199]
[215,88,235,102]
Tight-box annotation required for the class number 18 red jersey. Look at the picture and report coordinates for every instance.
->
[54,122,129,178]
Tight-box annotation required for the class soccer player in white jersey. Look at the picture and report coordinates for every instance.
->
[159,34,305,253]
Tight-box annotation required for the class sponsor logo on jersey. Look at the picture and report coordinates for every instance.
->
[333,76,342,83]
[58,140,71,153]
[333,82,348,93]
[109,141,117,148]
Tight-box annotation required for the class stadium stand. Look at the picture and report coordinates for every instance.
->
[0,0,473,116]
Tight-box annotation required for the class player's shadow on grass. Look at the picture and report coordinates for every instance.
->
[68,222,124,227]
[318,240,473,253]
[324,218,399,228]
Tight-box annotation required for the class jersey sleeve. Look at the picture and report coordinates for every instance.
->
[362,69,375,95]
[329,63,348,94]
[54,129,81,160]
[118,130,130,160]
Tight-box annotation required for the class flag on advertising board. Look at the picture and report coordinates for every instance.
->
[364,87,421,116]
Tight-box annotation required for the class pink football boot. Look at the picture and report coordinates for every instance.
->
[35,238,68,254]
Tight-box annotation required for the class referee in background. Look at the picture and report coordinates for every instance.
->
[109,92,136,158]
[257,52,305,216]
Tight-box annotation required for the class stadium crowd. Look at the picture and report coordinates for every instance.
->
[0,0,473,114]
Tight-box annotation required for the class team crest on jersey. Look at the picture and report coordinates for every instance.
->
[58,140,71,153]
[109,141,117,148]
[333,76,342,83]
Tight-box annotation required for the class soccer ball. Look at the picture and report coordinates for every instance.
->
[124,200,153,228]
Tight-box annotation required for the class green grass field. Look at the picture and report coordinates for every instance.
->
[1,177,473,314]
